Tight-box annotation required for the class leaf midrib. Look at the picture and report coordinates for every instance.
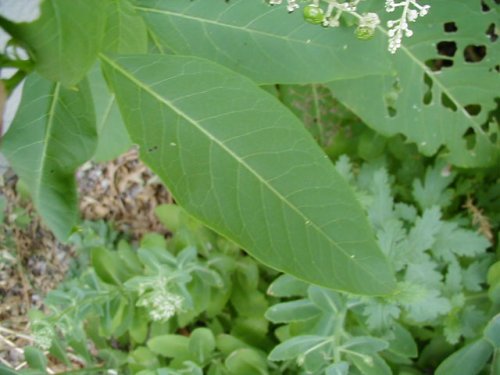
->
[36,82,60,207]
[375,25,485,136]
[100,54,389,291]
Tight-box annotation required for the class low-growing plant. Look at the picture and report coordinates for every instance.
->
[11,159,498,375]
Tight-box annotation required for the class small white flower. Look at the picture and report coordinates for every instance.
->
[359,12,380,29]
[32,324,54,351]
[286,0,299,12]
[138,288,183,322]
[385,0,430,53]
[407,9,418,21]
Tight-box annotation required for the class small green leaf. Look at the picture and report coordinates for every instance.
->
[307,286,344,313]
[91,247,130,285]
[488,262,500,286]
[189,328,216,365]
[268,335,329,362]
[225,348,268,375]
[348,353,391,375]
[1,74,97,240]
[129,346,160,372]
[435,339,493,375]
[267,274,309,298]
[325,362,349,375]
[48,336,70,366]
[387,324,418,358]
[24,346,47,372]
[147,334,191,359]
[5,0,106,86]
[484,314,500,349]
[342,336,389,355]
[412,161,455,210]
[155,204,183,233]
[216,334,250,357]
[103,0,148,54]
[130,308,149,344]
[88,63,131,162]
[265,300,321,323]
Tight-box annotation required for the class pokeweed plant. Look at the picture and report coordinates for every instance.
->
[0,0,497,294]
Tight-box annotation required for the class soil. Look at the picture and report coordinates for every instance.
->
[0,148,171,372]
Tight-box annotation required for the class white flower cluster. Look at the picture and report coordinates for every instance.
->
[269,0,430,54]
[269,0,299,12]
[136,277,183,322]
[356,12,381,39]
[32,322,55,351]
[385,0,430,53]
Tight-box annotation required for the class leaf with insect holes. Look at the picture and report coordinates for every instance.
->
[329,0,500,168]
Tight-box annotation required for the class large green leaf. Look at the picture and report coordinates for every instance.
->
[1,73,97,240]
[435,339,493,375]
[103,0,148,54]
[101,54,396,295]
[328,0,500,167]
[134,0,392,84]
[88,63,132,162]
[4,0,106,86]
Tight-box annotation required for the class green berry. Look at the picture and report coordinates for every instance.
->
[303,5,324,25]
[355,26,375,40]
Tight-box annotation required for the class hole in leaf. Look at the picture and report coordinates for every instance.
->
[425,59,454,71]
[384,79,400,118]
[491,132,498,144]
[464,104,482,116]
[444,22,458,33]
[465,129,477,151]
[387,106,397,117]
[464,45,487,62]
[437,41,457,57]
[423,73,433,105]
[148,145,158,153]
[481,0,491,11]
[486,23,498,42]
[441,93,457,112]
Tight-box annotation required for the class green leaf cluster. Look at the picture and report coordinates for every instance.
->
[263,158,497,374]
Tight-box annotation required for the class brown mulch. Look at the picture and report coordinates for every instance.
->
[0,148,172,372]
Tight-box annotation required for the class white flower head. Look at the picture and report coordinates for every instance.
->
[356,12,380,39]
[287,0,300,12]
[359,12,380,29]
[385,0,430,53]
[137,288,183,322]
[32,322,55,351]
[268,0,299,12]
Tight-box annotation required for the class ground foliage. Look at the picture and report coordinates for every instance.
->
[0,0,499,374]
[9,156,500,374]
